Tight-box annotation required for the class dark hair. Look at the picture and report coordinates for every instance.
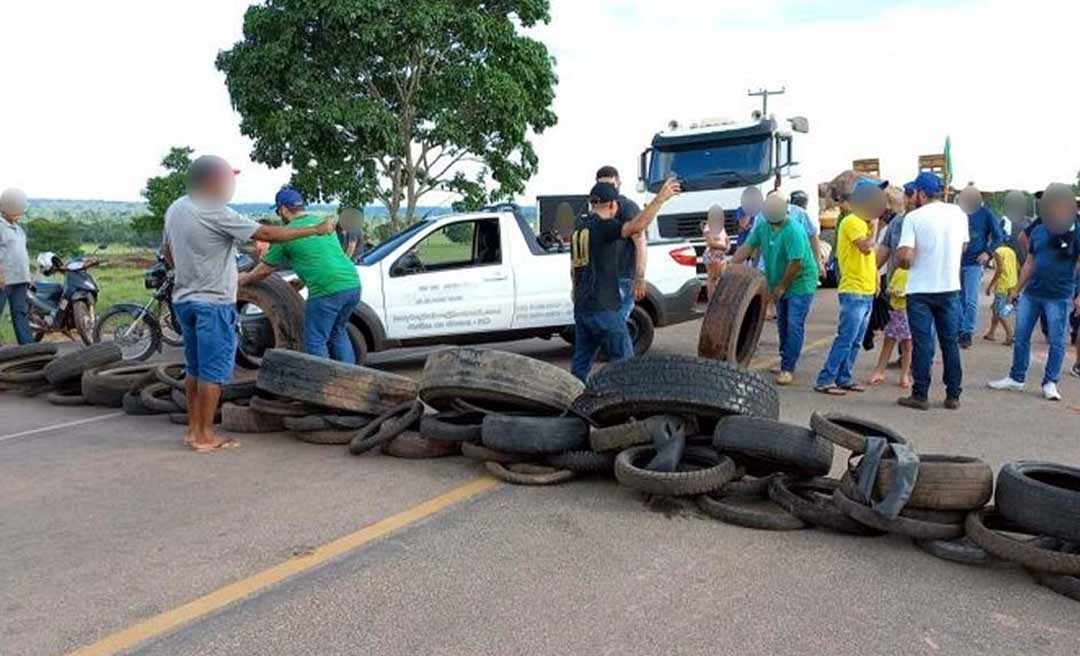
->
[596,165,619,181]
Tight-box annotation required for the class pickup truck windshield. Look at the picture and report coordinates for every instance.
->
[647,135,772,192]
[361,221,432,265]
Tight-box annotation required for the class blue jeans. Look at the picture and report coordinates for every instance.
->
[960,264,984,336]
[0,283,33,345]
[907,291,963,400]
[1010,293,1070,385]
[571,310,632,382]
[816,293,873,388]
[776,293,814,373]
[174,302,238,385]
[618,278,635,321]
[305,287,361,363]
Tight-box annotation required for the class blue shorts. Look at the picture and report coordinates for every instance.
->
[173,302,237,385]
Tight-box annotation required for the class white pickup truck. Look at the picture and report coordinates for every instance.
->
[334,208,702,362]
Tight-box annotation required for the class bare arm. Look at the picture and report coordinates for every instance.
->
[253,220,335,244]
[896,246,915,270]
[620,178,681,238]
[985,252,1003,295]
[1010,257,1035,302]
[772,259,803,299]
[238,262,276,288]
[730,243,758,265]
[853,219,879,254]
[811,234,826,278]
[632,231,648,300]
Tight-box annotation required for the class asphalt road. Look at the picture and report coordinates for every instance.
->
[2,287,1078,656]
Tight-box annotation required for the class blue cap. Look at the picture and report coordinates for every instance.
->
[903,182,916,197]
[272,186,305,211]
[854,178,889,191]
[851,178,887,202]
[907,172,943,196]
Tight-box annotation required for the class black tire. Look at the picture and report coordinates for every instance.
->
[573,354,779,429]
[348,401,423,455]
[713,473,779,499]
[419,411,485,443]
[996,461,1080,543]
[810,411,909,454]
[139,382,182,414]
[346,324,368,366]
[419,347,584,413]
[589,415,692,454]
[697,266,767,367]
[713,416,834,477]
[249,394,313,418]
[876,455,993,511]
[965,507,1080,576]
[72,301,95,346]
[614,446,737,496]
[282,415,372,432]
[544,451,616,474]
[461,441,535,465]
[913,537,995,566]
[81,363,158,408]
[0,343,57,364]
[122,392,155,416]
[257,349,417,416]
[235,276,307,369]
[44,343,122,385]
[0,354,53,383]
[832,488,964,540]
[171,388,188,412]
[481,415,589,455]
[155,363,186,390]
[294,428,356,446]
[485,462,577,486]
[382,431,459,459]
[46,389,88,407]
[767,476,880,536]
[697,495,807,531]
[168,411,223,426]
[92,303,162,362]
[221,402,286,433]
[596,306,656,361]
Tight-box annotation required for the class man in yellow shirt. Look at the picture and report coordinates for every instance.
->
[984,243,1018,344]
[815,179,884,395]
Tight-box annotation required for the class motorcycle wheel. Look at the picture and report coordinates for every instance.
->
[73,301,96,345]
[93,305,162,362]
[160,307,184,347]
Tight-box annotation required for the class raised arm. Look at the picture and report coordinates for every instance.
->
[253,220,335,244]
[620,178,681,238]
[632,231,648,300]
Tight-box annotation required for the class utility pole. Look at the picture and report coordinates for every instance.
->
[748,87,785,117]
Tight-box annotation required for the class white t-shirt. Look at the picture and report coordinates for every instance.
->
[898,201,970,294]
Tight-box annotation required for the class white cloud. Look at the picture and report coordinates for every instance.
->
[0,0,1076,205]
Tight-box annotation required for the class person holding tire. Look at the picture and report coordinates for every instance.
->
[730,192,818,385]
[570,178,680,382]
[162,157,335,453]
[0,188,33,345]
[240,187,362,364]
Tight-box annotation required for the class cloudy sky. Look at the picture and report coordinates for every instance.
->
[1,0,1076,205]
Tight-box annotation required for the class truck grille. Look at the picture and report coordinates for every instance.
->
[657,210,740,240]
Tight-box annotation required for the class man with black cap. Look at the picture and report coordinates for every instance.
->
[162,156,335,452]
[895,172,970,411]
[570,177,680,381]
[595,166,646,319]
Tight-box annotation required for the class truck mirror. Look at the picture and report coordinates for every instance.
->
[788,116,810,133]
[636,181,646,193]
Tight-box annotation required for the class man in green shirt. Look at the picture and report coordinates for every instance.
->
[731,192,819,385]
[240,187,362,363]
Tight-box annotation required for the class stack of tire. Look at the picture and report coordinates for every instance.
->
[0,343,68,398]
[0,342,130,405]
[137,362,262,425]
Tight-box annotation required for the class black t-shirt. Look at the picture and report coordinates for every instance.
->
[615,195,642,279]
[572,214,624,312]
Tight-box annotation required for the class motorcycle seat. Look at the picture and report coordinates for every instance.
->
[32,281,63,303]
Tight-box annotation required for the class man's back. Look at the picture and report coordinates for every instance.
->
[164,195,258,305]
[899,201,969,295]
[264,215,359,299]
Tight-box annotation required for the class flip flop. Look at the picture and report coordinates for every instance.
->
[814,386,846,396]
[189,438,241,453]
[983,335,997,342]
[840,384,867,393]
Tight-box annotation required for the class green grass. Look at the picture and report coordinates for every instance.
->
[415,230,473,266]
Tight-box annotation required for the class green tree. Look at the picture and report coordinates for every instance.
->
[134,146,194,239]
[24,218,82,258]
[216,0,558,229]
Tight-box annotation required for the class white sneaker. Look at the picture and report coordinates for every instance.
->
[988,377,1026,391]
[1042,382,1062,401]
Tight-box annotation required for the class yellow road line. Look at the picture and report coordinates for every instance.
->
[68,476,500,656]
[751,336,834,372]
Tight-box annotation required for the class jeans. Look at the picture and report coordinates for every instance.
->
[1010,293,1070,385]
[305,287,361,363]
[960,264,984,336]
[618,278,635,321]
[174,302,238,385]
[906,291,963,400]
[0,283,34,345]
[571,310,632,382]
[776,293,814,373]
[816,293,873,388]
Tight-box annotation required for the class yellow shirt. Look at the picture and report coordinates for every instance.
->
[837,214,877,295]
[994,246,1018,294]
[888,268,908,311]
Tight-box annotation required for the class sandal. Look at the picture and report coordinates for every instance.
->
[839,384,866,393]
[814,386,847,396]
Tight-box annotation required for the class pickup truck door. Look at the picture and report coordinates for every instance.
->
[382,217,514,339]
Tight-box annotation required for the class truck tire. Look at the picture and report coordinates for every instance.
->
[832,488,964,540]
[996,461,1080,543]
[544,450,615,474]
[485,462,577,486]
[876,455,993,511]
[461,441,535,465]
[810,411,909,454]
[481,415,589,455]
[767,476,879,536]
[44,343,122,385]
[573,354,779,429]
[235,276,306,369]
[248,394,313,418]
[82,363,158,408]
[283,415,373,432]
[222,402,287,433]
[46,388,88,407]
[122,392,155,416]
[140,383,182,414]
[348,401,423,455]
[294,428,356,446]
[257,349,417,416]
[714,472,778,499]
[420,347,584,414]
[0,354,53,383]
[588,415,691,453]
[965,508,1080,576]
[697,495,807,531]
[697,266,767,367]
[713,416,834,477]
[614,446,736,496]
[382,431,459,459]
[0,343,57,364]
[419,411,485,443]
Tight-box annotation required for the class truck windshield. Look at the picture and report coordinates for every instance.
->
[360,221,432,265]
[647,135,772,192]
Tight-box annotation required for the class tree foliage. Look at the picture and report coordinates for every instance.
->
[217,0,558,228]
[134,146,193,239]
[24,218,82,258]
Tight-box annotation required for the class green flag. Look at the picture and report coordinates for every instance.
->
[944,136,953,184]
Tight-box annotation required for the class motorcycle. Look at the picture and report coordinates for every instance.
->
[93,255,180,362]
[27,251,103,345]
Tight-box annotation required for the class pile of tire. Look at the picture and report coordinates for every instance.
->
[0,342,131,406]
[0,343,68,398]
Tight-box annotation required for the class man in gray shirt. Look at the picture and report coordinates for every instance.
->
[162,155,334,453]
[0,188,33,345]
